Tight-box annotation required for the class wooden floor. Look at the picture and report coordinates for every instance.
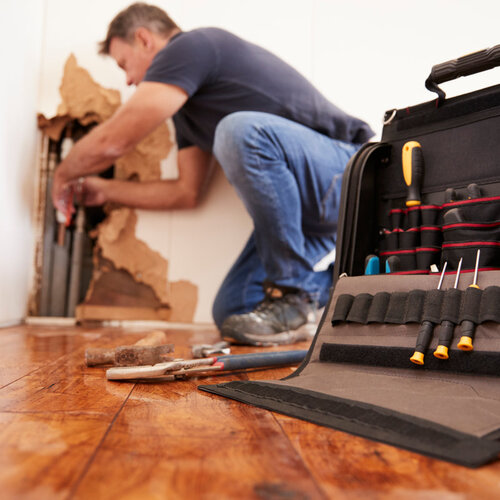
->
[2,323,500,499]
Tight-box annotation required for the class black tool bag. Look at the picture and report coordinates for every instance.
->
[200,46,500,467]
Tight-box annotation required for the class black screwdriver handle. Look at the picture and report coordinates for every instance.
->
[415,321,434,352]
[458,320,476,351]
[434,321,455,359]
[410,320,434,365]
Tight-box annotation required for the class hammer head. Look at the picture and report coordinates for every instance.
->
[114,344,174,366]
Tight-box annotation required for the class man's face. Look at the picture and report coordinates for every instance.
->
[109,36,153,86]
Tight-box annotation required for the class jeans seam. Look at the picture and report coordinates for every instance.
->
[241,263,257,311]
[250,129,294,280]
[320,174,340,222]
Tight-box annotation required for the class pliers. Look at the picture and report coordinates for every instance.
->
[106,349,307,381]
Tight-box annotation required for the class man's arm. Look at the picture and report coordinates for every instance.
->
[52,81,188,211]
[80,146,213,210]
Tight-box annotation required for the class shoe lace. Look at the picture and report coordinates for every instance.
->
[254,286,299,315]
[254,296,280,314]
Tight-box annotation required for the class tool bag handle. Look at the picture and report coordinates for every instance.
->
[425,44,500,104]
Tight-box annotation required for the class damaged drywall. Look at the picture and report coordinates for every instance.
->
[36,54,198,322]
[37,54,120,141]
[115,122,172,181]
[58,54,121,124]
[167,280,198,323]
[97,208,169,304]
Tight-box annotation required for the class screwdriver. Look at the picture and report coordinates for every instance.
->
[364,254,380,275]
[457,249,481,351]
[410,262,447,365]
[402,141,424,207]
[434,258,463,360]
[385,255,401,273]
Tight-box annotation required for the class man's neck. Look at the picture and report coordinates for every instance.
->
[160,28,181,49]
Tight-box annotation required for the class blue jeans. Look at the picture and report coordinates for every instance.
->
[211,111,361,329]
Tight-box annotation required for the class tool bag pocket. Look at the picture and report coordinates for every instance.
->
[442,195,500,222]
[380,206,443,273]
[441,196,500,270]
[331,286,500,327]
[388,206,441,231]
[325,272,500,376]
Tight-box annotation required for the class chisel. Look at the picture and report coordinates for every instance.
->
[402,141,424,207]
[434,258,463,360]
[410,262,447,365]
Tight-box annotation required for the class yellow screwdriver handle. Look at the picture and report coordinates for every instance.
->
[402,141,424,207]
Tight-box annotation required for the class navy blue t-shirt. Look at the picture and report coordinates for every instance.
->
[144,28,374,151]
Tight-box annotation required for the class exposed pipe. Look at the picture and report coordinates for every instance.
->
[39,141,57,316]
[67,204,85,317]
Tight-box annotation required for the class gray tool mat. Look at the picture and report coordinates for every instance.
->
[200,271,500,467]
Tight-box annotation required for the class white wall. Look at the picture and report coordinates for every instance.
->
[310,0,500,131]
[38,0,500,136]
[0,0,44,325]
[5,0,500,323]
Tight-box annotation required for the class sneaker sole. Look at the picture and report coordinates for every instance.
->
[222,321,317,347]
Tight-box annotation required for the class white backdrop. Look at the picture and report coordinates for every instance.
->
[38,0,500,134]
[0,0,44,325]
[2,0,500,324]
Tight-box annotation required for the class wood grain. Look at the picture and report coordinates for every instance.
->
[1,323,500,499]
[276,413,500,499]
[0,412,113,500]
[73,379,326,499]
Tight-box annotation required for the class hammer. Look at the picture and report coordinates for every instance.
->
[85,330,174,367]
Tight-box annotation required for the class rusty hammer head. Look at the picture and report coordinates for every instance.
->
[114,344,174,366]
[86,344,174,366]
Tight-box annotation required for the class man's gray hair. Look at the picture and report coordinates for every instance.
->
[99,2,179,55]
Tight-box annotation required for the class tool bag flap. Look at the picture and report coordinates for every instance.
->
[201,271,500,468]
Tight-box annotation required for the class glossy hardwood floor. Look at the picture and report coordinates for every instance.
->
[1,323,500,499]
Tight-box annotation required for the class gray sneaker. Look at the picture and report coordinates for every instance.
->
[221,285,318,346]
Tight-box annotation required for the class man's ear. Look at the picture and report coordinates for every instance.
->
[134,27,154,50]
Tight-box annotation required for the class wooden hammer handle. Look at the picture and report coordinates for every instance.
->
[133,330,168,346]
[85,330,169,366]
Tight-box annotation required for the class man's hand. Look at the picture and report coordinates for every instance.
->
[49,81,188,207]
[77,176,109,206]
[51,146,213,212]
[52,170,75,217]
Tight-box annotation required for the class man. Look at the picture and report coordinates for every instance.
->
[53,3,374,346]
